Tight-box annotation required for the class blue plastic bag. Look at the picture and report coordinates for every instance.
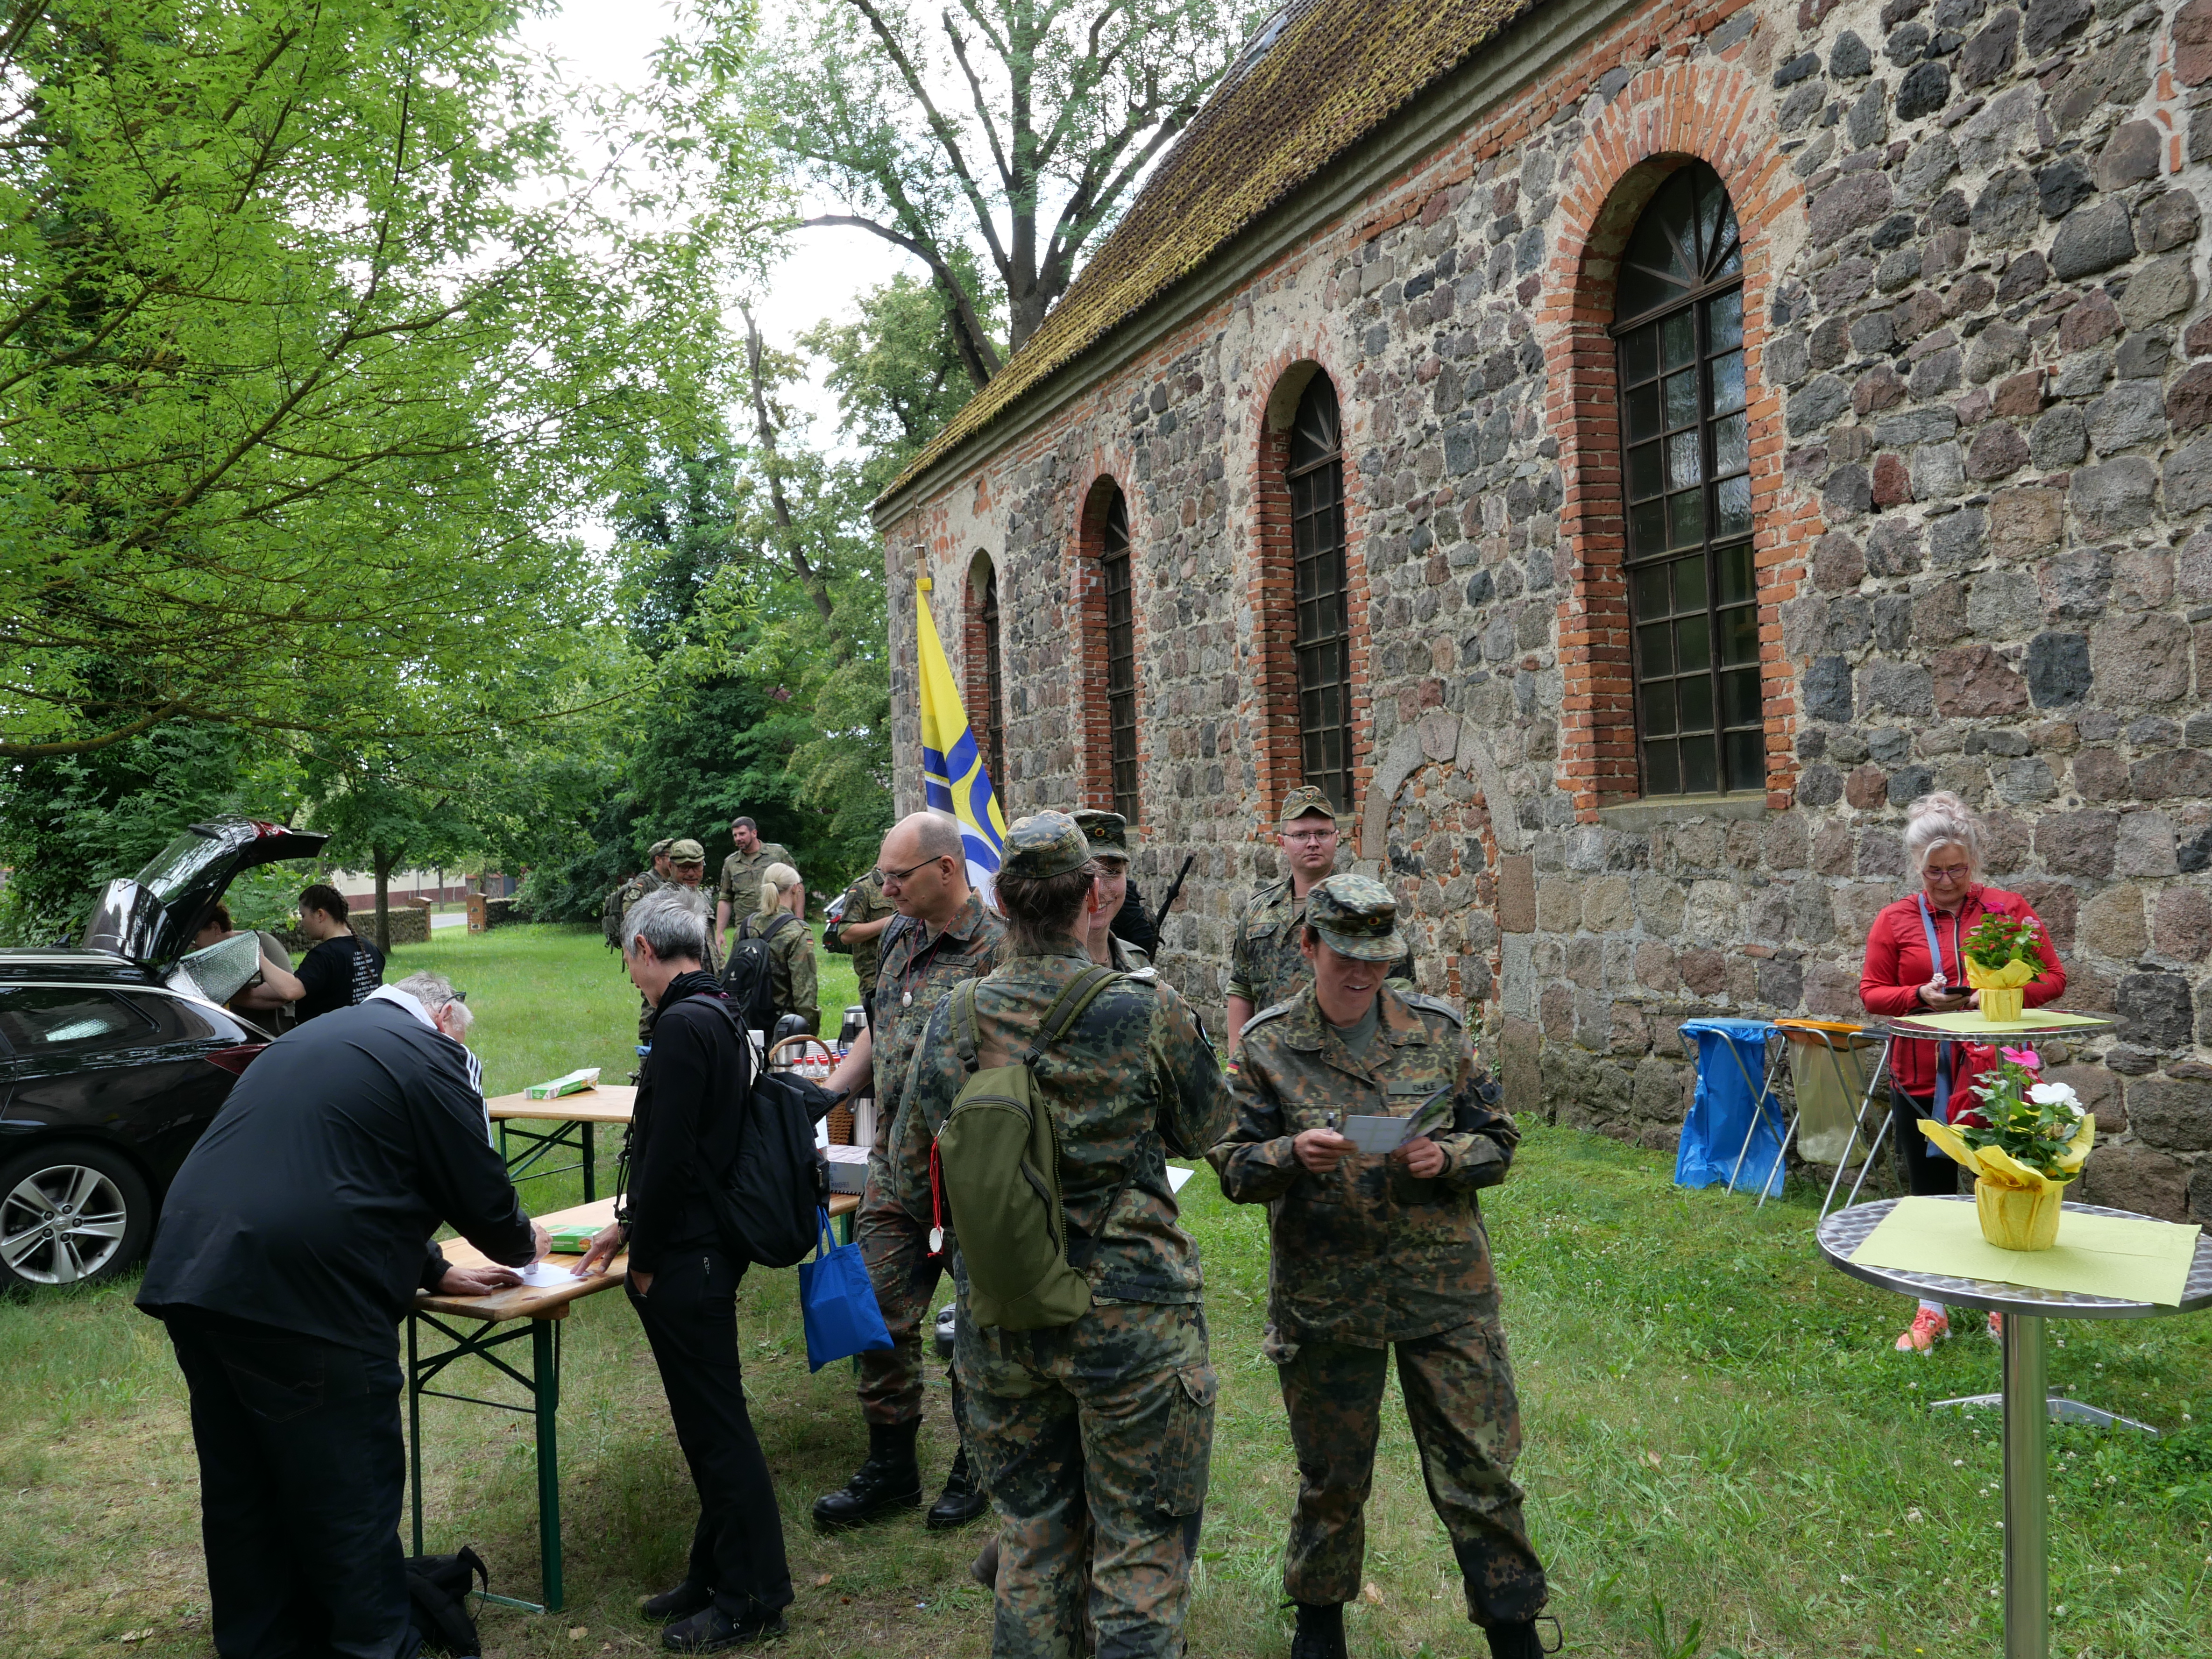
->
[1675,1018,1783,1193]
[797,1208,893,1372]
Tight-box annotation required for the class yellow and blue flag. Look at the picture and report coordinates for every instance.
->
[915,579,1007,895]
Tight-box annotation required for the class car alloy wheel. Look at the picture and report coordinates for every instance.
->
[0,1162,130,1286]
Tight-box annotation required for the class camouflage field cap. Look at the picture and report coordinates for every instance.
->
[665,838,707,864]
[1306,873,1405,961]
[647,837,676,859]
[1276,785,1339,827]
[1070,809,1134,861]
[1002,811,1093,879]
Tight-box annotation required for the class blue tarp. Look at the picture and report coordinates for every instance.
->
[1675,1018,1783,1192]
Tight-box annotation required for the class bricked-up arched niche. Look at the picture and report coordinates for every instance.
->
[1254,363,1369,823]
[963,550,1007,794]
[1544,78,1802,817]
[1075,475,1141,822]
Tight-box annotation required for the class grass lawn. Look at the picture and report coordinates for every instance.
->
[2,924,2207,1658]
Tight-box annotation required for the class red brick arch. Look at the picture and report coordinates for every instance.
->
[1539,59,1813,819]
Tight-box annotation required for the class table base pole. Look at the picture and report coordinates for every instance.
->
[2002,1312,2049,1659]
[534,1318,563,1613]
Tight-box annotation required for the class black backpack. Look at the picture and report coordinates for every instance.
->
[699,997,836,1269]
[722,911,798,1032]
[404,1547,487,1657]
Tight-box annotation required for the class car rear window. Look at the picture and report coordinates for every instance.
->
[0,988,156,1053]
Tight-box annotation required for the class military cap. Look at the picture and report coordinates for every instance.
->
[1002,811,1092,879]
[647,837,676,859]
[665,838,707,864]
[1276,785,1339,827]
[1306,873,1404,961]
[1070,809,1134,861]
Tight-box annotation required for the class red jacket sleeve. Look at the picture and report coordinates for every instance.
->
[2016,899,2067,1008]
[1860,907,1922,1017]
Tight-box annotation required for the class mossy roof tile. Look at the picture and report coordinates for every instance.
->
[882,0,1545,505]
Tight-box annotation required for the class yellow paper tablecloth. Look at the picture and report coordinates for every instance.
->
[1893,1009,2109,1034]
[1850,1198,2201,1305]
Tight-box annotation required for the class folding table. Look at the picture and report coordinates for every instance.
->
[408,1190,860,1612]
[485,1085,635,1204]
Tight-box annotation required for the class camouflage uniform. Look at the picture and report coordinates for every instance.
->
[716,841,795,924]
[737,909,819,1035]
[855,890,1007,1427]
[601,839,674,950]
[889,812,1234,1659]
[836,868,899,1008]
[1208,875,1546,1632]
[1229,790,1411,1018]
[1071,809,1151,976]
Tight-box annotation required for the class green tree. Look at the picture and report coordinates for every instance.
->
[801,266,993,495]
[736,0,1262,381]
[0,0,753,759]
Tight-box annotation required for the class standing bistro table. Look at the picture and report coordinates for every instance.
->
[411,1191,860,1613]
[1822,1014,2115,1216]
[1817,1196,2212,1658]
[486,1085,636,1203]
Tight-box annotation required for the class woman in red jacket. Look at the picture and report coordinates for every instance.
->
[1860,792,2066,1352]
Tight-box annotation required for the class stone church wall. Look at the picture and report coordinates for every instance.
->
[879,0,2212,1220]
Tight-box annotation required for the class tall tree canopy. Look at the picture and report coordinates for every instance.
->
[0,0,751,759]
[739,0,1260,384]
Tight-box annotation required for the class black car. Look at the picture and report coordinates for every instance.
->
[0,817,327,1292]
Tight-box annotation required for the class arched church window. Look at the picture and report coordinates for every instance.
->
[1100,489,1139,822]
[1614,162,1761,797]
[1289,374,1352,812]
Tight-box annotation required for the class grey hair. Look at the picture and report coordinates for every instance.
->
[390,970,471,1033]
[624,886,710,963]
[912,811,964,864]
[1903,791,1985,878]
[756,861,801,918]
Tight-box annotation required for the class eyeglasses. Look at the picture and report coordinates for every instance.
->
[1924,864,1972,881]
[875,855,949,886]
[1281,829,1337,845]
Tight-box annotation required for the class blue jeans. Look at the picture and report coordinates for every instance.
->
[163,1309,419,1659]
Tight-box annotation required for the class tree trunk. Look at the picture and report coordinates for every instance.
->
[373,845,394,957]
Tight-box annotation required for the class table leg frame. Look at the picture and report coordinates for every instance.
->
[2002,1312,2048,1659]
[495,1119,598,1202]
[404,1310,567,1614]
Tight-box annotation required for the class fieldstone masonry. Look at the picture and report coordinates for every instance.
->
[877,0,2212,1222]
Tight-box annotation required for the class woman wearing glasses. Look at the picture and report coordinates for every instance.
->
[1859,792,2067,1352]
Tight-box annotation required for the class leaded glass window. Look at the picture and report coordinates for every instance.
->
[1101,490,1139,823]
[979,565,1006,791]
[1289,374,1353,812]
[1615,162,1763,798]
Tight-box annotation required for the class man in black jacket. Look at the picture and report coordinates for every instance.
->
[576,888,793,1652]
[138,970,544,1659]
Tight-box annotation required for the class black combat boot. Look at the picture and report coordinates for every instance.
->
[810,1420,922,1531]
[1289,1601,1347,1659]
[926,1444,990,1529]
[660,1602,787,1652]
[1484,1618,1553,1659]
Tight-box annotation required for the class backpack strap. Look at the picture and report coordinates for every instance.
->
[952,978,982,1073]
[762,912,797,942]
[1019,965,1121,1067]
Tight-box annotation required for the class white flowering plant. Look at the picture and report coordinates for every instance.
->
[1938,1047,2095,1184]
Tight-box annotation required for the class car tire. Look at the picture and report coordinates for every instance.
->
[0,1141,152,1293]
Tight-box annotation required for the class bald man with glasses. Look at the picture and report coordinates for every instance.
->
[812,811,1006,1534]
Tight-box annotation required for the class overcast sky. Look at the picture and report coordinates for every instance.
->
[518,0,910,458]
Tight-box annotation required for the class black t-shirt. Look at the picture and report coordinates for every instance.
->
[295,933,384,1022]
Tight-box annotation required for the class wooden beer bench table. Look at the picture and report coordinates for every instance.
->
[485,1085,635,1203]
[407,1190,861,1614]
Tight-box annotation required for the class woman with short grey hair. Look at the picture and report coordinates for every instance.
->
[1859,792,2066,1352]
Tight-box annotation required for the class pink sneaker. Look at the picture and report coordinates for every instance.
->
[1895,1308,1950,1352]
[1988,1312,2003,1342]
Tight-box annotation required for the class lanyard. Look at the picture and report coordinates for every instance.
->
[1915,895,1961,1122]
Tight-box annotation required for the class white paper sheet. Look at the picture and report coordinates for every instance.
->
[518,1261,583,1288]
[1166,1163,1194,1193]
[1343,1115,1414,1154]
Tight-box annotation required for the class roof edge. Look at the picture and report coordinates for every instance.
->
[872,0,1637,529]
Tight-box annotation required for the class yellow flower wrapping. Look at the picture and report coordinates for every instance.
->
[1964,957,2037,991]
[1916,1114,2096,1192]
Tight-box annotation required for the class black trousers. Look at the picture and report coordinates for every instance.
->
[628,1245,794,1618]
[1889,1088,1961,1197]
[163,1309,418,1659]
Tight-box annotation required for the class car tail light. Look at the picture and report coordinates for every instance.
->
[204,1044,268,1076]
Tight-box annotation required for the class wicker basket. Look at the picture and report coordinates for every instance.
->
[826,1106,856,1145]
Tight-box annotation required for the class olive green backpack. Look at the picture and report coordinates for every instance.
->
[929,965,1122,1331]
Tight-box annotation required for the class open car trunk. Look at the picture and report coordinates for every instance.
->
[79,818,330,968]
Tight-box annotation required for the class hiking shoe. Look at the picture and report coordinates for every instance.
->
[661,1604,787,1652]
[1895,1308,1950,1352]
[641,1581,713,1623]
[1289,1601,1347,1659]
